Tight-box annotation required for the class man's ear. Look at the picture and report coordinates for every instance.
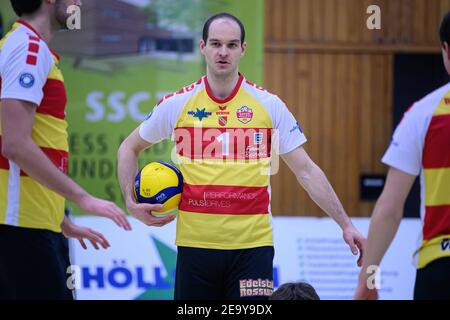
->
[241,41,247,57]
[200,39,206,54]
[445,42,450,60]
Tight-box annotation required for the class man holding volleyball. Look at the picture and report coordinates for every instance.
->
[118,12,365,300]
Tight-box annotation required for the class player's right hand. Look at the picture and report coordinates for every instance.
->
[76,194,132,231]
[126,201,176,227]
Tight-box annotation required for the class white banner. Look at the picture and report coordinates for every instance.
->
[70,216,421,300]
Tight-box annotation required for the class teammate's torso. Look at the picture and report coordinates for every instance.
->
[0,21,68,233]
[416,85,450,268]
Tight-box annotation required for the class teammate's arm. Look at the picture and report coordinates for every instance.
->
[117,127,176,227]
[282,146,366,265]
[1,99,131,231]
[354,167,415,300]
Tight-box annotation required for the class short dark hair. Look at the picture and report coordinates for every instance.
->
[440,11,450,46]
[10,0,42,17]
[269,282,320,300]
[202,13,245,44]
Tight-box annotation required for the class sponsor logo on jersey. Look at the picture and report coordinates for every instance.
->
[254,132,263,145]
[216,105,230,126]
[188,108,212,121]
[441,238,450,251]
[236,106,253,124]
[289,122,303,134]
[19,73,35,88]
[218,116,228,126]
[187,199,231,208]
[245,145,267,158]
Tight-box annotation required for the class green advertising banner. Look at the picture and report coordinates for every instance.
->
[1,0,264,215]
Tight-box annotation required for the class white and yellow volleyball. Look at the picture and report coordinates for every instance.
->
[133,162,183,216]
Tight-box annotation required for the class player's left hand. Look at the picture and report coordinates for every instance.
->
[342,225,366,267]
[62,221,111,250]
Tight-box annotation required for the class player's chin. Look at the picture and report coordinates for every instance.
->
[213,66,234,76]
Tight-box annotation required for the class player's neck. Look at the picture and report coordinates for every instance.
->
[206,71,241,100]
[20,15,58,44]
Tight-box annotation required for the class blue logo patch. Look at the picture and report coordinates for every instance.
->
[19,73,35,88]
[290,122,303,134]
[188,108,212,121]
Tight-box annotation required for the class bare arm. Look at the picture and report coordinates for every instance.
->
[354,167,415,299]
[117,127,175,227]
[1,99,130,230]
[282,146,366,261]
[117,127,150,206]
[2,99,88,202]
[282,146,354,229]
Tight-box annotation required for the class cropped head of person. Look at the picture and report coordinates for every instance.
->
[439,11,450,75]
[10,0,82,30]
[269,282,320,300]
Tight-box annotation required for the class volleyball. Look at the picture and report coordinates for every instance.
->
[133,162,183,216]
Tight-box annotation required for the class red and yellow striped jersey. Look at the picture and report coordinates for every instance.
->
[140,74,306,249]
[382,82,450,269]
[0,21,68,233]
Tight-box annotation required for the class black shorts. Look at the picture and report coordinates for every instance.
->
[414,257,450,300]
[0,224,74,300]
[174,246,274,300]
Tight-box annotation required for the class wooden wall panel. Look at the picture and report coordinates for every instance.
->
[266,53,393,217]
[265,0,449,216]
[266,0,450,52]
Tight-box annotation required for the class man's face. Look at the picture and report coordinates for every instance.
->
[200,18,247,77]
[54,0,82,29]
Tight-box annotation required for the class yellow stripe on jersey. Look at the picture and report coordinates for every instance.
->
[178,156,270,187]
[48,57,64,82]
[0,171,64,232]
[0,23,18,48]
[417,235,450,269]
[176,210,273,249]
[32,113,68,151]
[434,96,450,116]
[18,177,65,232]
[424,168,450,206]
[0,171,8,224]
